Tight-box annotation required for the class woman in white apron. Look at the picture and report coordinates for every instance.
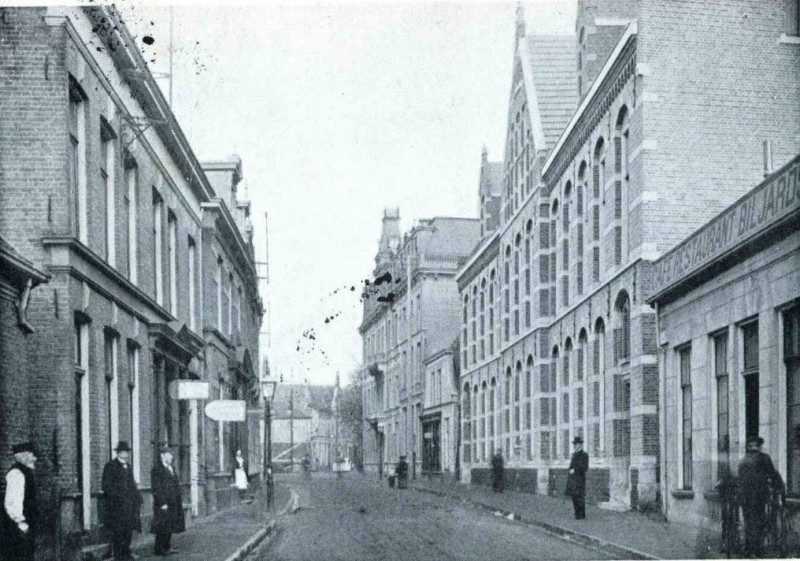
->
[233,449,249,500]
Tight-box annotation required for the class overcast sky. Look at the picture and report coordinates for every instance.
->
[119,0,575,387]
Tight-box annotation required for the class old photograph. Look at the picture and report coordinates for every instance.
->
[0,0,799,559]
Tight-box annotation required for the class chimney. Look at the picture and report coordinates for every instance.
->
[763,140,774,178]
[377,208,401,263]
[515,1,526,39]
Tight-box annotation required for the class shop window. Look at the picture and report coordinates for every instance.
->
[785,306,800,497]
[679,346,693,490]
[742,322,759,442]
[714,333,730,479]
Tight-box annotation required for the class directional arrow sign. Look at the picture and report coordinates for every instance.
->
[204,400,247,422]
[168,380,210,401]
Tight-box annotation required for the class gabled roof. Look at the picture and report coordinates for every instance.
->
[417,217,481,258]
[271,383,335,418]
[480,162,504,198]
[520,34,577,153]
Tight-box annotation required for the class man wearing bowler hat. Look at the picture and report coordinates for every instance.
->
[566,436,589,519]
[0,441,38,561]
[737,436,784,558]
[150,445,185,556]
[102,441,143,560]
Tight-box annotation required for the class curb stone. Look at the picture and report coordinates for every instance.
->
[406,483,660,560]
[230,487,297,561]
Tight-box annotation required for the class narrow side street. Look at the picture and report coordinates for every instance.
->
[257,473,613,561]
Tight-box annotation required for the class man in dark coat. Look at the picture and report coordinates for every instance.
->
[150,445,185,556]
[737,436,784,558]
[395,455,409,489]
[566,436,589,519]
[491,449,505,493]
[0,442,38,561]
[102,441,142,560]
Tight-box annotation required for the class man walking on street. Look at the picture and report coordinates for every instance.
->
[0,442,38,561]
[491,449,505,493]
[102,441,142,560]
[737,436,784,558]
[151,445,185,557]
[566,436,589,519]
[395,455,409,489]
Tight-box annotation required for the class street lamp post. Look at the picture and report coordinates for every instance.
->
[261,377,277,511]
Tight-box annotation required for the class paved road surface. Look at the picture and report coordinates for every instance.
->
[256,473,613,561]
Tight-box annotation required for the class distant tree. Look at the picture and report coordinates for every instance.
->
[339,371,364,469]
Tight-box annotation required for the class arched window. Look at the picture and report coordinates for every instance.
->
[614,291,631,364]
[592,138,606,283]
[504,246,511,284]
[577,329,588,381]
[577,161,587,217]
[614,106,630,267]
[489,377,497,444]
[564,338,573,386]
[480,278,486,312]
[526,355,534,399]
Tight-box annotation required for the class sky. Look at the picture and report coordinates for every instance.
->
[116,0,575,387]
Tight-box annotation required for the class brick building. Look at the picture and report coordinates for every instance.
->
[0,5,262,557]
[360,210,480,478]
[648,155,800,529]
[457,0,800,510]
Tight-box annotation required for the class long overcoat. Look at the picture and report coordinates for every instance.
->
[101,459,142,532]
[737,450,783,505]
[565,450,589,497]
[150,463,185,535]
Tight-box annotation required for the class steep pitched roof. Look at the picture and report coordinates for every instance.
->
[480,162,504,198]
[520,34,577,153]
[271,383,335,418]
[418,217,481,258]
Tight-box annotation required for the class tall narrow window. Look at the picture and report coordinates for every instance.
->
[168,212,178,316]
[743,322,760,442]
[228,273,234,337]
[152,191,164,306]
[74,318,91,529]
[125,163,138,283]
[784,306,800,497]
[188,237,196,331]
[216,258,224,331]
[100,118,117,266]
[69,78,88,243]
[104,332,119,461]
[680,346,692,489]
[714,333,729,478]
[127,344,141,482]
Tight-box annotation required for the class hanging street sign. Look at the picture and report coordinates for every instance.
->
[168,380,210,401]
[204,400,247,422]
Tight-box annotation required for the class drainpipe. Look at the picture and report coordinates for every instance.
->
[655,301,668,520]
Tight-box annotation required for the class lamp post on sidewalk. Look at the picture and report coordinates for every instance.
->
[261,377,277,511]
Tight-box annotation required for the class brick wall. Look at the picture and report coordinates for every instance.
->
[639,0,800,255]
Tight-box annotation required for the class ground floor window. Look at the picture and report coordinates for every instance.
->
[785,306,800,496]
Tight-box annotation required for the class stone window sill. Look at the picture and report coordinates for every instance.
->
[671,489,695,500]
[779,34,800,45]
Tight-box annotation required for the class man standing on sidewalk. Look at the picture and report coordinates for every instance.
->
[151,445,185,556]
[566,436,588,519]
[737,436,784,558]
[0,442,38,561]
[102,441,142,560]
[491,449,505,493]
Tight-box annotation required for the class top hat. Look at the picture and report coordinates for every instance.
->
[12,441,36,455]
[158,444,174,454]
[114,441,132,452]
[746,436,765,447]
[572,436,584,445]
[399,455,407,460]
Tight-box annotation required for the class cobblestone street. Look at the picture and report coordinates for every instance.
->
[257,473,613,561]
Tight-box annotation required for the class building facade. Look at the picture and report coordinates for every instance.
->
[0,5,262,557]
[360,210,480,478]
[457,0,800,510]
[421,338,461,476]
[649,155,800,529]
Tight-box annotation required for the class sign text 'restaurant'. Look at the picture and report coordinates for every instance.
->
[652,157,800,296]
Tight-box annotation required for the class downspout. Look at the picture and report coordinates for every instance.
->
[655,301,668,520]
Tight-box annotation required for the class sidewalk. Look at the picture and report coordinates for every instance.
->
[382,475,720,559]
[121,481,291,561]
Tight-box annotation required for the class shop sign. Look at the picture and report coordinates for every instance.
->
[652,156,800,297]
[168,380,210,400]
[204,400,247,422]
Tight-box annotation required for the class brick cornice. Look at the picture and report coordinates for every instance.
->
[42,236,173,323]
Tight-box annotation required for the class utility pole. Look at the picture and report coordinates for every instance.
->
[289,387,294,472]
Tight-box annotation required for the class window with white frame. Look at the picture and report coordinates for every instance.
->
[679,345,692,490]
